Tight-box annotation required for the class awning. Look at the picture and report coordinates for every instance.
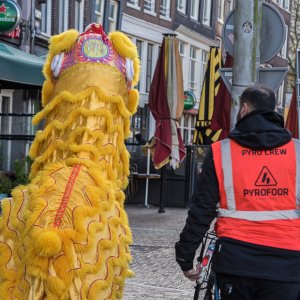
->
[0,42,45,89]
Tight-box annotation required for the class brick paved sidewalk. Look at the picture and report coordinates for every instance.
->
[123,205,203,300]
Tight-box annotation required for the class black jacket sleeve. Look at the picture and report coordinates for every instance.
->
[175,148,219,271]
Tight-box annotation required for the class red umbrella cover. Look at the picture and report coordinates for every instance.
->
[285,87,299,138]
[148,36,185,169]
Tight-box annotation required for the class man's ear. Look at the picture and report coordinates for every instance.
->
[240,102,250,119]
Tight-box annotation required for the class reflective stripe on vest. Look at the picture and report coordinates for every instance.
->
[220,139,236,210]
[296,138,300,208]
[218,208,300,221]
[217,138,300,221]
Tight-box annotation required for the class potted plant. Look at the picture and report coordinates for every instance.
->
[12,156,31,187]
[0,156,31,200]
[0,174,12,200]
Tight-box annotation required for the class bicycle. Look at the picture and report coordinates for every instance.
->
[193,231,220,300]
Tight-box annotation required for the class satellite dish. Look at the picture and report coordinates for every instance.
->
[223,2,286,63]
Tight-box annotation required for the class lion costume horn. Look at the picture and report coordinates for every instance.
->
[0,24,140,300]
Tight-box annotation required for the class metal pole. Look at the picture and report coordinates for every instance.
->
[254,0,263,84]
[184,145,192,207]
[144,148,150,208]
[30,0,35,54]
[20,0,31,53]
[296,49,300,137]
[230,0,258,129]
[158,165,166,213]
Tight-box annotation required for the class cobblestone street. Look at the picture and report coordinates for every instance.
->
[123,205,202,300]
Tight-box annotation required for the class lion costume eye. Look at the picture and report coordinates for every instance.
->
[50,52,64,78]
[125,58,134,82]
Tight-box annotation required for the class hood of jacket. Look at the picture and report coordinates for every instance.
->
[229,109,292,149]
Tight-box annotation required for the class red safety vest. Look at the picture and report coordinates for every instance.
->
[212,138,300,250]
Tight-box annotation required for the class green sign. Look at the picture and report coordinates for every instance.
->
[184,90,196,110]
[0,0,21,33]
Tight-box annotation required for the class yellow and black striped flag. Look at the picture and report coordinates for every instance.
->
[193,47,222,145]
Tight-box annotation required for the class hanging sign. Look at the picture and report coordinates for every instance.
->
[0,0,21,33]
[184,91,196,110]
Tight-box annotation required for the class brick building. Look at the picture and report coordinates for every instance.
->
[173,0,219,144]
[0,0,293,173]
[0,0,122,172]
[270,0,292,112]
[122,0,220,145]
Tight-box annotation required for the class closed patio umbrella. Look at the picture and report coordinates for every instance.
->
[148,34,185,169]
[193,47,222,145]
[210,53,233,140]
[285,87,298,138]
[147,34,185,212]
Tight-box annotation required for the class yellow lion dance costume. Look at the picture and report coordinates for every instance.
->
[0,24,140,299]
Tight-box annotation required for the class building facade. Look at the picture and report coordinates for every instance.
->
[0,0,121,172]
[122,0,219,145]
[174,0,218,144]
[121,0,175,145]
[0,0,293,172]
[268,0,292,114]
[32,0,122,55]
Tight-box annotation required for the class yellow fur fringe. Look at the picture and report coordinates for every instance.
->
[109,31,141,87]
[0,28,138,300]
[109,31,138,60]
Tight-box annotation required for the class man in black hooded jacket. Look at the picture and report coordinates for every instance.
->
[175,85,300,300]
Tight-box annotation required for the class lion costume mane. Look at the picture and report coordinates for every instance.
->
[0,24,140,300]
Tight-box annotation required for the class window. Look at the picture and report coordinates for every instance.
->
[200,50,208,93]
[177,0,187,14]
[191,0,200,21]
[23,96,40,158]
[202,0,212,27]
[108,1,118,32]
[160,0,171,18]
[275,0,290,10]
[40,0,52,36]
[188,46,198,95]
[180,114,196,145]
[178,41,187,90]
[276,83,284,109]
[180,44,208,101]
[179,42,185,55]
[283,0,290,10]
[130,37,159,95]
[95,0,105,25]
[218,0,224,21]
[75,0,84,32]
[59,0,68,32]
[217,37,222,55]
[279,24,288,58]
[146,44,154,92]
[129,105,150,145]
[179,42,185,63]
[127,0,140,9]
[229,0,234,11]
[136,40,143,91]
[0,92,13,171]
[144,0,155,13]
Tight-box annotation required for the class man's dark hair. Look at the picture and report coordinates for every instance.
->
[240,84,276,111]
